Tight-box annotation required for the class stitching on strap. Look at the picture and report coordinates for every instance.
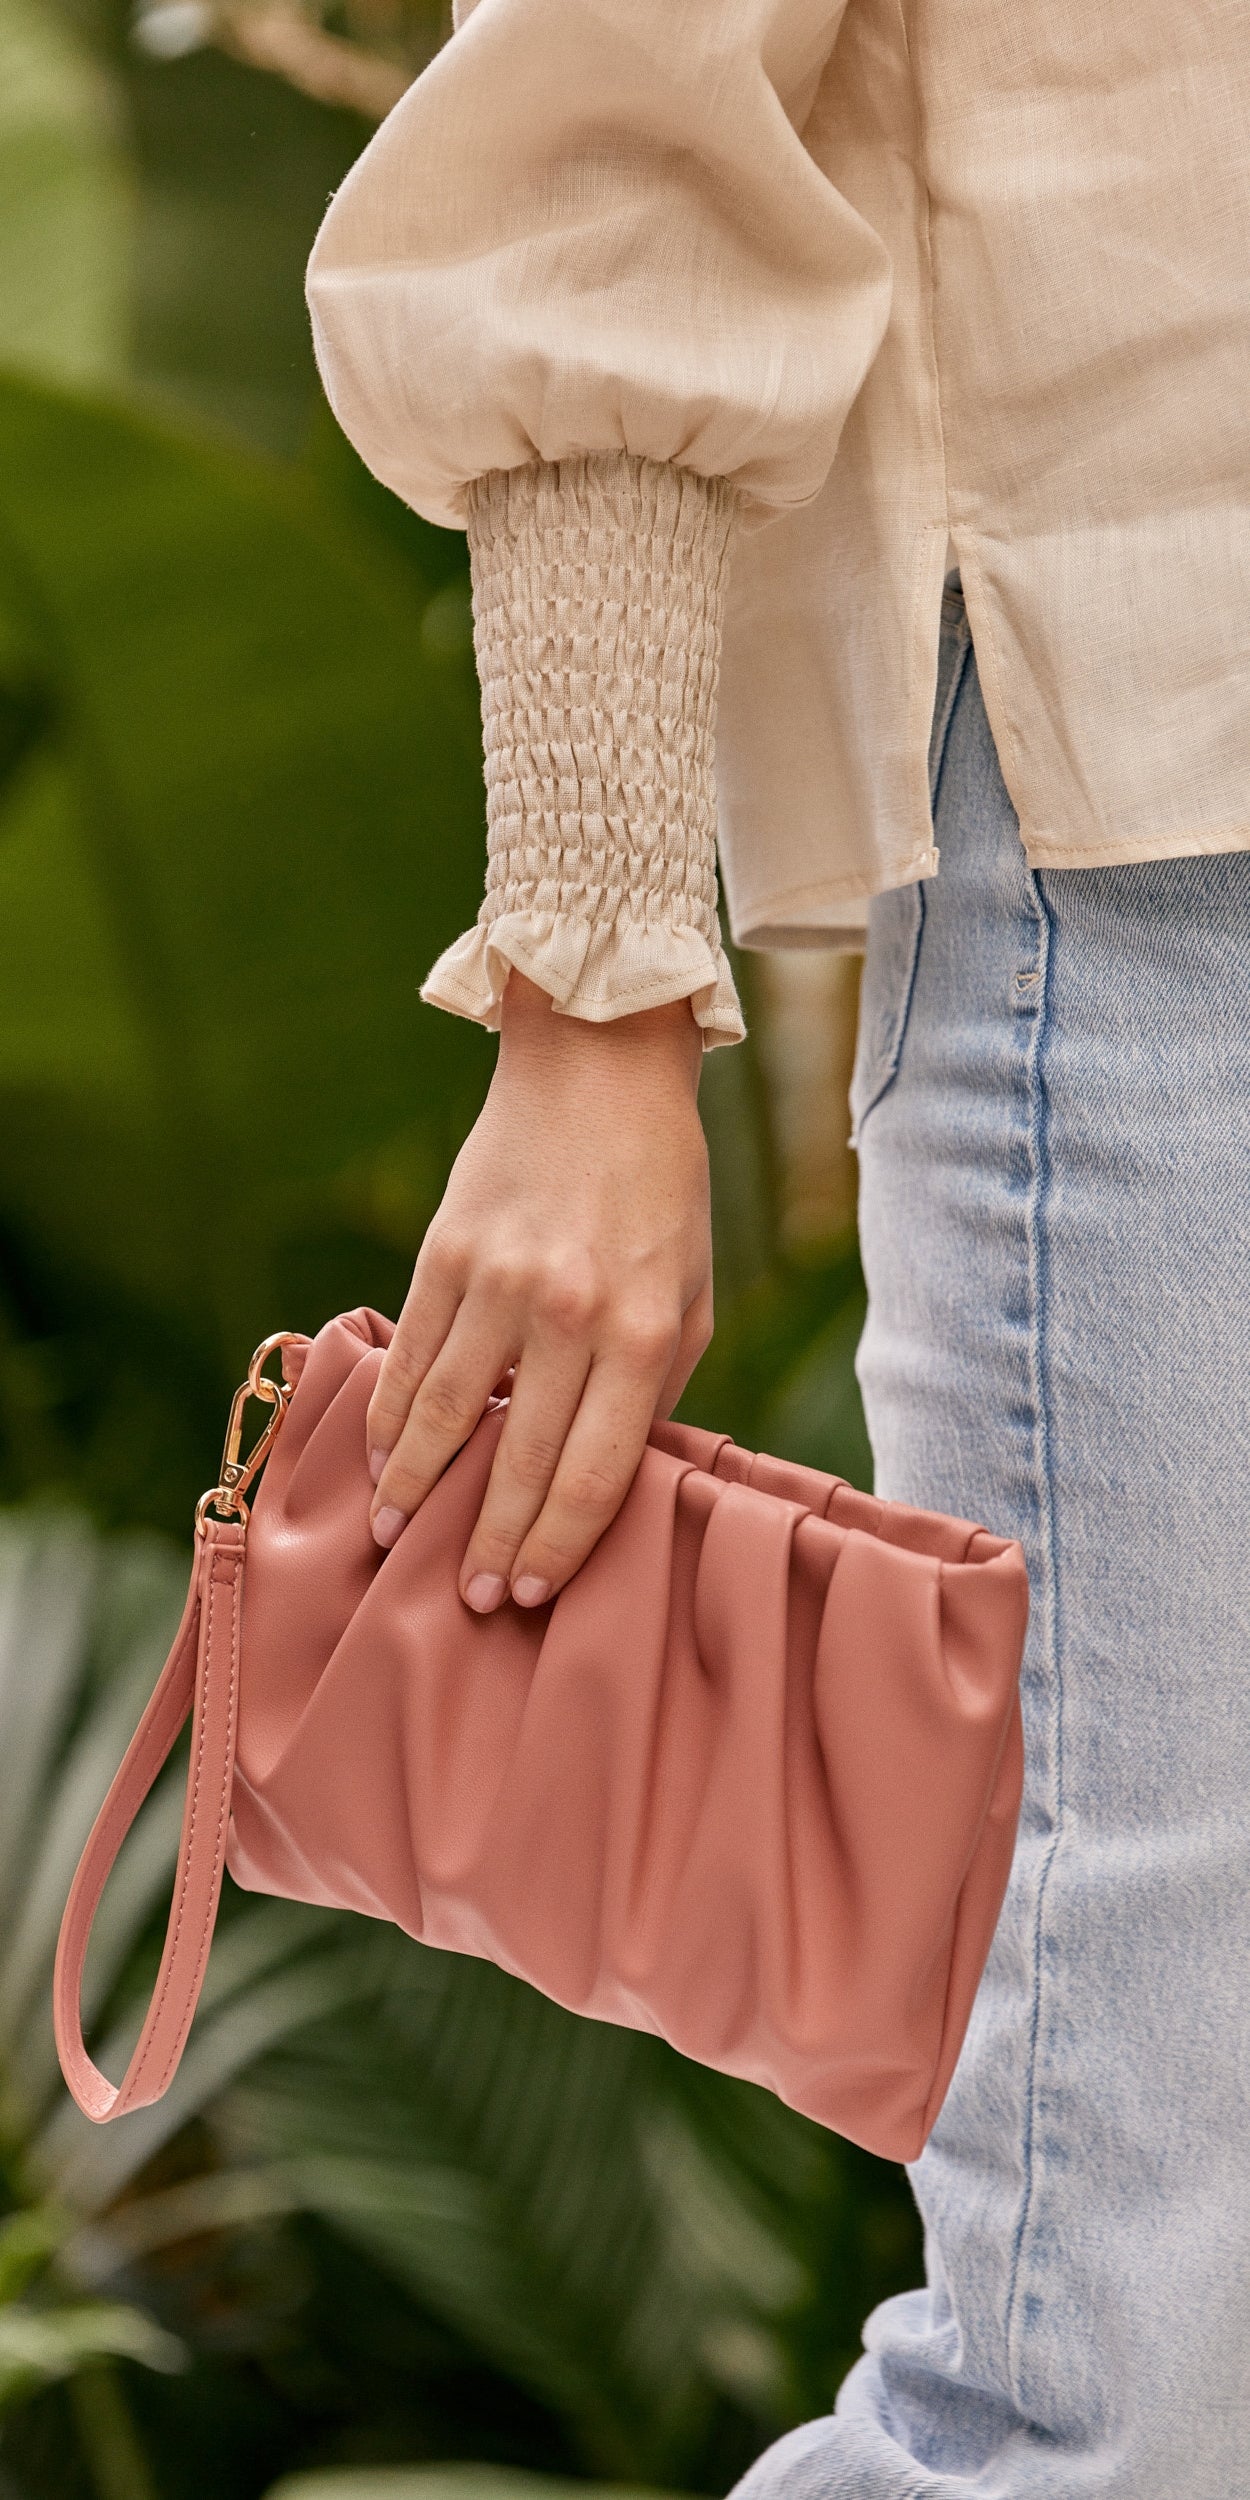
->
[153,1548,240,2094]
[128,1551,227,2097]
[65,1604,201,2095]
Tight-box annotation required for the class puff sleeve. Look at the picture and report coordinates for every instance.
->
[306,0,892,1048]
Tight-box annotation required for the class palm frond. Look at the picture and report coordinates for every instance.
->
[223,1949,720,2483]
[0,1503,377,2231]
[0,2299,183,2409]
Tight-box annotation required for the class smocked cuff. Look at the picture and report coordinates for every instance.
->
[419,908,747,1045]
[419,450,747,1052]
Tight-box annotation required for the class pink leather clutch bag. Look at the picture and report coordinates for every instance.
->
[55,1306,1028,2159]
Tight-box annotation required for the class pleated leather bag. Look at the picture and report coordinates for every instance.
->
[55,1306,1029,2159]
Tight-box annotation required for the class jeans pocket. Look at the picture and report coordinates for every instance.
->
[848,878,925,1149]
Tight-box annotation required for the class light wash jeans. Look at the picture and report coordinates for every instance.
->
[730,578,1250,2498]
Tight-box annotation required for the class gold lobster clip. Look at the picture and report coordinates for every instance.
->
[195,1331,307,1535]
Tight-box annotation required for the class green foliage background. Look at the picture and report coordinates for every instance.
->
[0,4,921,2494]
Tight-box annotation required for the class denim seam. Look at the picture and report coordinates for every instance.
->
[1003,864,1064,2403]
[948,539,1029,821]
[849,887,926,1150]
[929,624,973,822]
[848,626,972,1151]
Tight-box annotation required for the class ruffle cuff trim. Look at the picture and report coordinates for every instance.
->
[419,909,746,1050]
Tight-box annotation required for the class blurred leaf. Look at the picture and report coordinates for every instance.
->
[0,2211,62,2304]
[0,2297,183,2408]
[691,956,778,1313]
[0,371,492,1531]
[222,1923,918,2486]
[653,2061,920,2426]
[0,1503,183,2129]
[0,658,55,806]
[757,1289,873,1492]
[0,370,485,1188]
[678,1238,873,1491]
[637,2106,809,2419]
[121,40,370,454]
[0,0,132,382]
[298,402,468,604]
[264,2470,685,2500]
[0,1496,424,2485]
[221,1956,722,2485]
[0,1502,375,2197]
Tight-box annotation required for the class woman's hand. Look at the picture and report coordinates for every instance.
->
[365,966,712,1610]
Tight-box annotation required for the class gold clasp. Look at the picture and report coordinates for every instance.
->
[195,1331,307,1535]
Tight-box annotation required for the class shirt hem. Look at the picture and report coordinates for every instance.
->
[1020,826,1250,870]
[729,849,939,951]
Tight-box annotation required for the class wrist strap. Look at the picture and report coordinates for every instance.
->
[53,1515,245,2122]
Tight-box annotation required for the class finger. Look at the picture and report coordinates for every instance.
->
[508,1323,681,1604]
[457,1335,593,1611]
[366,1230,468,1481]
[369,1302,518,1549]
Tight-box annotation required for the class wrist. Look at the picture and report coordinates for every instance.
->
[498,967,703,1090]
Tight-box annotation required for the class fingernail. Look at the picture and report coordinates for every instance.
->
[371,1506,406,1549]
[463,1572,507,1612]
[512,1574,552,1607]
[368,1446,387,1485]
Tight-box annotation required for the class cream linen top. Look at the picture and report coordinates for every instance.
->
[307,0,1250,1050]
